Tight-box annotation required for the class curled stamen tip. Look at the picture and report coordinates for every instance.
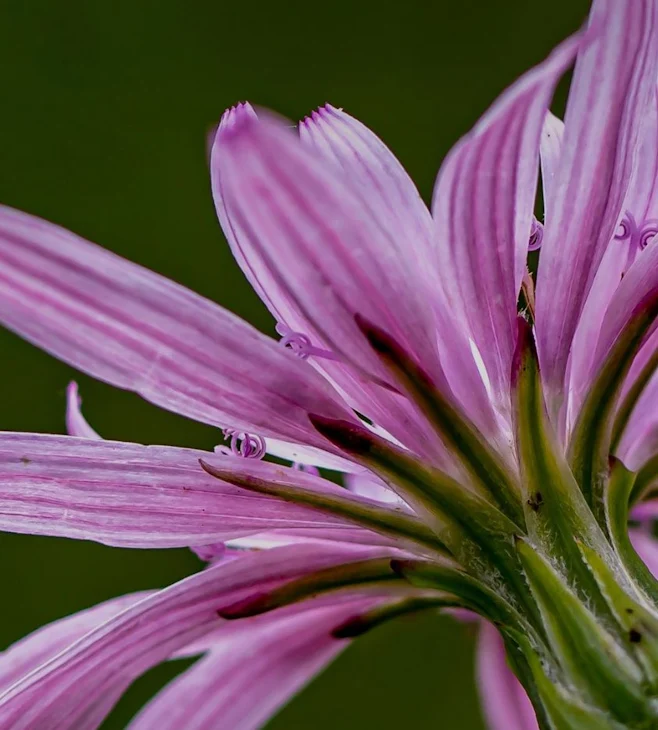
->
[640,223,658,250]
[222,427,266,459]
[279,329,312,360]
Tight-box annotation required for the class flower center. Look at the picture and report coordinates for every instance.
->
[222,428,266,459]
[614,210,658,252]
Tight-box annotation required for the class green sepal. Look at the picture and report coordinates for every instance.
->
[512,318,617,613]
[309,415,537,621]
[509,629,627,730]
[578,540,658,689]
[606,458,658,605]
[631,454,658,506]
[331,594,454,638]
[501,632,555,730]
[516,539,653,724]
[199,455,447,556]
[568,290,658,516]
[390,558,534,634]
[218,557,402,619]
[355,314,524,528]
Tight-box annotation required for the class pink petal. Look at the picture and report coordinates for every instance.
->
[0,543,396,729]
[261,437,364,473]
[629,529,658,578]
[630,501,658,524]
[299,105,497,437]
[613,325,658,468]
[432,32,580,413]
[588,240,658,385]
[0,205,352,450]
[476,622,538,730]
[535,0,658,406]
[568,90,658,429]
[65,381,101,440]
[0,433,360,548]
[67,378,358,474]
[127,596,380,730]
[539,111,564,221]
[344,470,404,506]
[0,593,150,693]
[211,104,450,463]
[226,526,400,550]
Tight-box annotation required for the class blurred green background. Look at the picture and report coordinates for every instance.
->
[0,0,589,727]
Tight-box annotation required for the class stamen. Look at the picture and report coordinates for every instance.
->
[278,330,313,359]
[276,323,342,362]
[615,211,658,252]
[528,217,544,251]
[222,428,266,459]
[639,222,658,250]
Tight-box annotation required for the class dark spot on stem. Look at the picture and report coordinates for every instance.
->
[629,628,642,643]
[527,492,544,512]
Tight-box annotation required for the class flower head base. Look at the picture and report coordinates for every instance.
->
[1,1,658,729]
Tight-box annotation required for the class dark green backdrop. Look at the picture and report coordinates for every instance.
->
[0,1,589,727]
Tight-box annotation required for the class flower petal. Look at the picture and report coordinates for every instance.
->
[127,596,379,730]
[630,529,658,578]
[211,104,451,462]
[0,593,150,693]
[567,90,658,430]
[226,526,399,550]
[298,105,435,278]
[0,433,360,548]
[0,205,352,450]
[298,105,498,438]
[0,544,395,729]
[587,242,658,389]
[535,0,658,403]
[432,32,580,411]
[344,470,404,506]
[476,622,538,730]
[539,111,564,220]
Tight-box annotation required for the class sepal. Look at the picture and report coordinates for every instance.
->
[391,558,532,634]
[606,458,658,605]
[331,594,454,638]
[578,539,658,690]
[355,314,524,527]
[510,630,628,730]
[218,557,401,619]
[516,539,654,725]
[512,317,616,613]
[569,290,658,516]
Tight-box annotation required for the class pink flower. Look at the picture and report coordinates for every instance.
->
[1,0,658,727]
